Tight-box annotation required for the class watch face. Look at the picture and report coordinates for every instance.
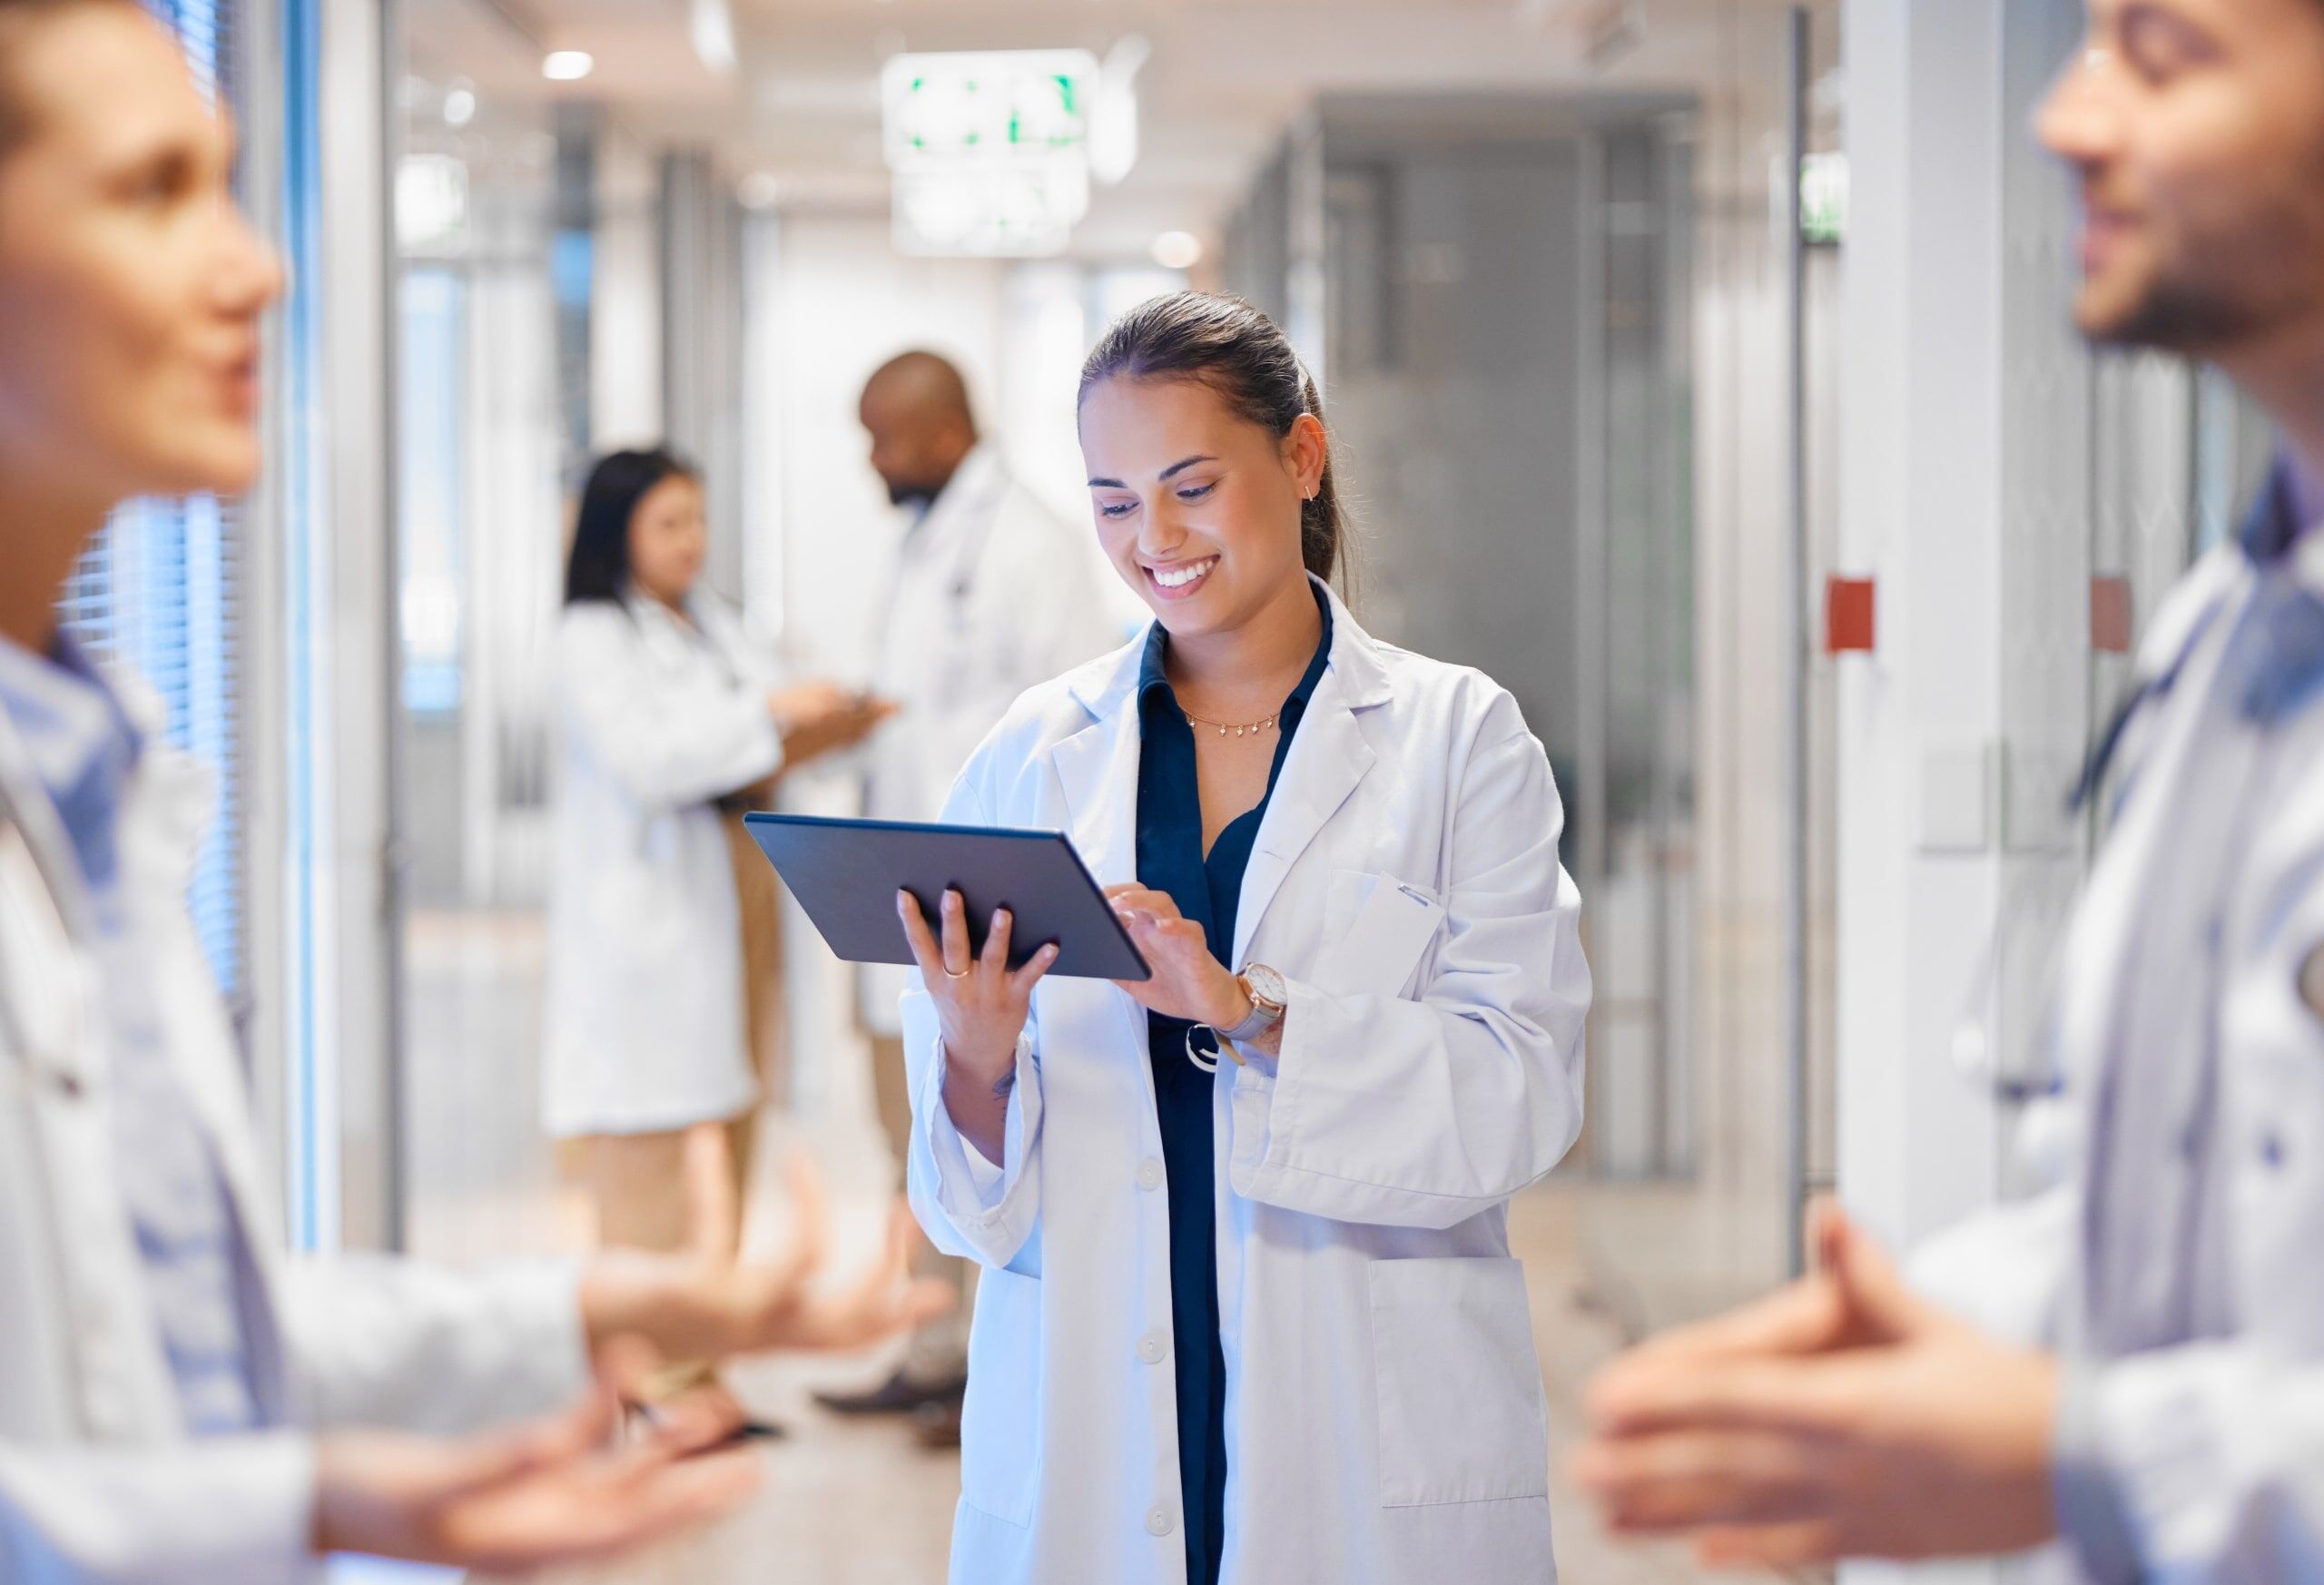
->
[1245,963,1288,1009]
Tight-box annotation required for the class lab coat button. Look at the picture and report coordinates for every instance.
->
[1147,1505,1177,1537]
[1137,1157,1164,1191]
[1137,1328,1167,1363]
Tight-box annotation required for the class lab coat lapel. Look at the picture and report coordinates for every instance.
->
[1049,645,1151,1056]
[1050,643,1144,890]
[1233,593,1392,969]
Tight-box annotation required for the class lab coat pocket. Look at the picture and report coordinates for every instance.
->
[1369,1256,1550,1507]
[1315,871,1446,1000]
[959,1265,1042,1527]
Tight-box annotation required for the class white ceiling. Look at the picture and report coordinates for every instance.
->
[423,0,1825,261]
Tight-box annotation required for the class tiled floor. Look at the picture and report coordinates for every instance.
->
[403,911,1802,1585]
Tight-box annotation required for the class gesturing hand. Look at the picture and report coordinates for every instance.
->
[1105,884,1247,1030]
[312,1341,758,1570]
[1572,1203,2060,1569]
[581,1152,953,1367]
[769,684,897,768]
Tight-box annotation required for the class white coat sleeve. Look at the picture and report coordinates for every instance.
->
[555,609,783,809]
[2053,1342,2324,1583]
[900,774,1045,1275]
[280,1254,591,1436]
[1906,1181,2080,1347]
[1227,691,1590,1229]
[0,1435,316,1585]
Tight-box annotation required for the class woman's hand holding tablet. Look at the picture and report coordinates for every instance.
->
[897,888,1058,1164]
[1101,883,1254,1031]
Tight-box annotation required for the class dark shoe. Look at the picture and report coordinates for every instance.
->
[812,1365,969,1418]
[628,1376,788,1445]
[912,1395,962,1449]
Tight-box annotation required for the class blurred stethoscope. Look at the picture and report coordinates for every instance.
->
[1949,467,2324,1131]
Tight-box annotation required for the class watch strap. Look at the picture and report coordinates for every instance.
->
[1223,974,1285,1044]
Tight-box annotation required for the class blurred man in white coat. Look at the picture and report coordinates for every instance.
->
[817,350,1132,1439]
[1578,1,2324,1579]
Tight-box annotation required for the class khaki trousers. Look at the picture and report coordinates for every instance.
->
[724,807,788,1175]
[871,1034,974,1354]
[584,812,781,1256]
[585,1118,751,1255]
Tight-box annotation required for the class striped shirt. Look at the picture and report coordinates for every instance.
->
[0,635,260,1434]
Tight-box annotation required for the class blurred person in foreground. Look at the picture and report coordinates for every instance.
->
[546,447,887,1265]
[0,4,945,1578]
[1578,1,2324,1578]
[815,350,1131,1442]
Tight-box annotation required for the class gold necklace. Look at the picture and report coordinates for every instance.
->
[1179,706,1280,739]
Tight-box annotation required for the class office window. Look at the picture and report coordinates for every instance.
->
[56,0,246,999]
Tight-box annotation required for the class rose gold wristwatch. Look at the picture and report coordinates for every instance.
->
[1223,963,1288,1045]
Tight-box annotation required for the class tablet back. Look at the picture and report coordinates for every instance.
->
[742,812,1150,982]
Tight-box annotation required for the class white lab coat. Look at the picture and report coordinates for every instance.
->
[858,444,1137,1035]
[1910,507,2324,1582]
[542,593,784,1137]
[0,677,587,1585]
[902,579,1592,1585]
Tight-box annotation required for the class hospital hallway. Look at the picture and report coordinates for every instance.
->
[404,911,1793,1585]
[38,0,2290,1578]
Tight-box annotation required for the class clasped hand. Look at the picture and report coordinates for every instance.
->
[1572,1202,2061,1569]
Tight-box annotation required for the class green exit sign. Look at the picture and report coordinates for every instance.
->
[882,50,1098,169]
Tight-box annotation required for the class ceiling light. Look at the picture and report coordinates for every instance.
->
[543,50,594,82]
[1151,231,1203,271]
[1091,34,1147,186]
[690,0,736,75]
[736,172,781,210]
[442,87,477,127]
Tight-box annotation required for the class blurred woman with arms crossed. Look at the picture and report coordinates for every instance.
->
[545,447,885,1262]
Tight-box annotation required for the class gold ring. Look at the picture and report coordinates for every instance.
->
[945,967,971,980]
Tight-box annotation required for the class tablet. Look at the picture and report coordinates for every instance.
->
[742,812,1151,982]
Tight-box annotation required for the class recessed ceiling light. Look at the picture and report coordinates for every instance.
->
[1151,230,1203,271]
[543,50,594,82]
[443,87,477,127]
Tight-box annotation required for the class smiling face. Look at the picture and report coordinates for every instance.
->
[625,471,707,608]
[0,3,282,507]
[2038,0,2324,355]
[1079,373,1326,639]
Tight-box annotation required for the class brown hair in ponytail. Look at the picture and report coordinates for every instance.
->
[1078,290,1346,585]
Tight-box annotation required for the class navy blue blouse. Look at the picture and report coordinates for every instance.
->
[1133,584,1333,1585]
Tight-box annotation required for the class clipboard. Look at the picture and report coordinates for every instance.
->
[742,812,1151,982]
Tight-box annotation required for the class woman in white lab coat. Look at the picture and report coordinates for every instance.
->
[544,448,884,1250]
[0,6,944,1578]
[896,291,1592,1585]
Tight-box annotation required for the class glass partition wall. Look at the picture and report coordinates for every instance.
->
[1222,5,1842,1333]
[393,0,571,1263]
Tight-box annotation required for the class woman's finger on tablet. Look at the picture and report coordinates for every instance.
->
[939,889,972,977]
[896,891,943,980]
[980,909,1015,974]
[1108,884,1185,923]
[1009,942,1060,998]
